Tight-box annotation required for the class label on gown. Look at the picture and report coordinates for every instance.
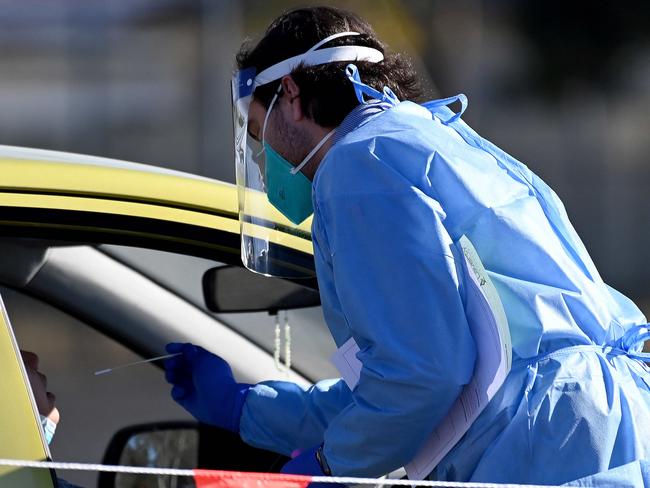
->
[330,235,512,480]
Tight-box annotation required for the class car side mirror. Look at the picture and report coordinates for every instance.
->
[98,421,198,488]
[202,265,320,313]
[98,421,288,488]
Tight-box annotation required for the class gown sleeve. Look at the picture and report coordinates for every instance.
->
[239,378,353,456]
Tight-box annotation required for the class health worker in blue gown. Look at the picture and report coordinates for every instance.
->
[164,6,650,487]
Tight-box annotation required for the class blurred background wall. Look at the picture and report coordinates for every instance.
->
[1,0,648,302]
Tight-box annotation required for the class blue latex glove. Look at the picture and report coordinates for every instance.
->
[164,342,251,432]
[281,446,343,488]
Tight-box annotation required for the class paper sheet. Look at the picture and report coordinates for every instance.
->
[330,335,362,390]
[330,235,511,480]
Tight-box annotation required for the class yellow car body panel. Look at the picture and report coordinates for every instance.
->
[0,148,314,260]
[0,158,238,216]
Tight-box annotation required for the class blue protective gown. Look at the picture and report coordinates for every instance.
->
[239,99,650,485]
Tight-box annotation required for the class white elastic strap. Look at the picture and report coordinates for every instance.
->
[290,128,336,175]
[254,45,384,88]
[260,86,281,145]
[261,87,334,175]
[307,31,361,52]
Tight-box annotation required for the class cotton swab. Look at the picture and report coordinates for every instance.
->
[94,352,181,376]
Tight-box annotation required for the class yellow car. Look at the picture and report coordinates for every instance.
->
[0,145,336,488]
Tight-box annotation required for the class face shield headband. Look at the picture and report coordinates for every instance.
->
[231,31,384,152]
[232,30,385,136]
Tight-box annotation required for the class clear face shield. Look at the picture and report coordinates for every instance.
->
[232,32,384,278]
[232,68,314,279]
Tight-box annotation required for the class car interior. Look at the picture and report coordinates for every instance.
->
[0,237,337,488]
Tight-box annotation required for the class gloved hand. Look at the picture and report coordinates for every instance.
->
[281,446,344,488]
[164,342,251,432]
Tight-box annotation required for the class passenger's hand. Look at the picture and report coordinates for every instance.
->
[164,343,251,432]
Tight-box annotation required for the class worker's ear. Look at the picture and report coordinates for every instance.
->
[280,75,304,122]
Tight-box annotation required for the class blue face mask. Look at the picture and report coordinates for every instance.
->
[40,414,56,445]
[264,142,316,225]
[261,88,335,226]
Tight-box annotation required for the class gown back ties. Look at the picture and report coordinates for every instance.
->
[511,323,650,370]
[613,324,650,362]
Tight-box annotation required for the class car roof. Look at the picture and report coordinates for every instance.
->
[0,145,218,182]
[0,144,236,215]
[0,145,315,278]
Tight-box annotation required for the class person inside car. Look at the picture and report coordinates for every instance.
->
[21,350,81,488]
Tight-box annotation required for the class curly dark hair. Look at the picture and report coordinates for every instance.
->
[236,6,426,127]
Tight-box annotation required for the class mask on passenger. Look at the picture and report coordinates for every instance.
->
[40,414,57,445]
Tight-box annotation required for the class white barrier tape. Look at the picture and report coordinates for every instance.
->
[313,475,555,487]
[0,459,193,477]
[0,458,560,488]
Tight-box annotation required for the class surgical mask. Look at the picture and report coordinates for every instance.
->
[40,414,56,445]
[261,88,335,225]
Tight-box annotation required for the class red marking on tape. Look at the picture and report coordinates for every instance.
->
[194,469,313,488]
